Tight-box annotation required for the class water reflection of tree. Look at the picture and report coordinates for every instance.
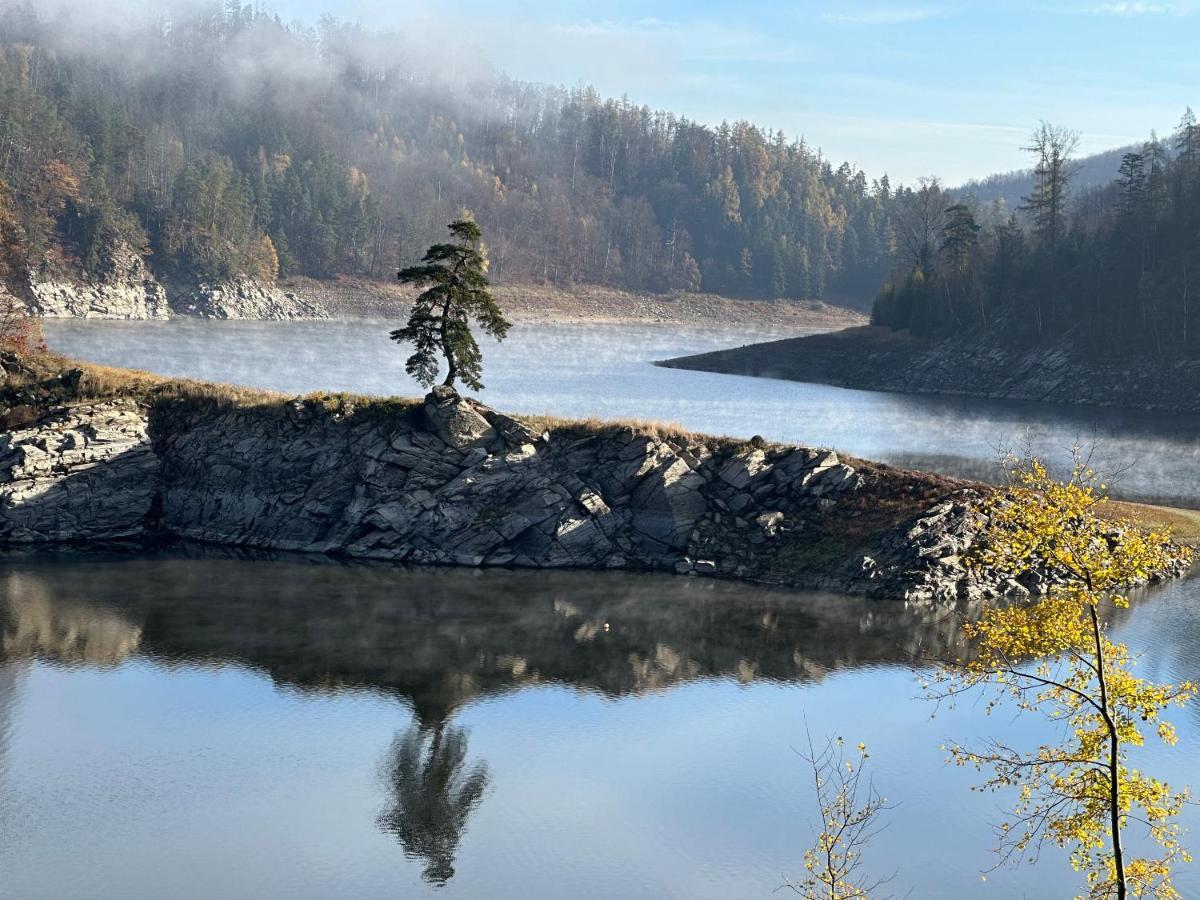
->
[377,724,489,886]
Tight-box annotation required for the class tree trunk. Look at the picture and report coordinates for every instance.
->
[439,293,457,388]
[1090,603,1127,900]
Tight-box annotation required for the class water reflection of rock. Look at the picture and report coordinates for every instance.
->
[0,551,1160,888]
[0,553,979,723]
[377,724,489,885]
[0,572,142,664]
[0,658,26,788]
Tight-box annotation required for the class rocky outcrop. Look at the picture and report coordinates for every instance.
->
[0,389,987,603]
[659,325,1200,414]
[18,243,327,321]
[0,386,1186,602]
[0,400,158,542]
[166,276,327,320]
[27,244,170,320]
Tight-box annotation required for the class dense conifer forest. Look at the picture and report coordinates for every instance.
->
[0,1,903,306]
[872,118,1200,354]
[0,0,1196,353]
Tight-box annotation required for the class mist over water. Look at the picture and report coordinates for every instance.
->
[44,318,1200,506]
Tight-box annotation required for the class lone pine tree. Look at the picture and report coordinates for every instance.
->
[391,219,511,391]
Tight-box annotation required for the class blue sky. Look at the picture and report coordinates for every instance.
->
[268,0,1199,184]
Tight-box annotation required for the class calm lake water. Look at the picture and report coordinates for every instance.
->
[7,318,1198,898]
[43,318,1200,506]
[1,550,1198,899]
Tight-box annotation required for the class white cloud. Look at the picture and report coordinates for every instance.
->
[821,7,946,25]
[1086,1,1193,14]
[549,18,675,37]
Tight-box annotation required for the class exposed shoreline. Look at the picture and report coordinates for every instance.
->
[27,267,867,330]
[280,276,866,329]
[658,325,1200,414]
[0,354,997,604]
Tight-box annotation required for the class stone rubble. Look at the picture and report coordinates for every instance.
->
[166,275,327,320]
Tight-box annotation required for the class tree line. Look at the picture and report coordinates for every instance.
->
[872,115,1200,356]
[0,1,909,305]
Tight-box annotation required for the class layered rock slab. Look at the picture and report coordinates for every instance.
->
[0,400,158,541]
[0,387,1053,603]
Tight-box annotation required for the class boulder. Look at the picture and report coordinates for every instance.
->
[717,448,769,489]
[423,386,499,450]
[630,456,708,549]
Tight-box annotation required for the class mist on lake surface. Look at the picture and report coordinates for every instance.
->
[45,318,1200,507]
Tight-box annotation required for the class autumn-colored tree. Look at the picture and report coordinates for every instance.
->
[249,233,280,283]
[931,456,1195,899]
[392,219,510,390]
[0,179,31,292]
[36,160,81,212]
[0,178,39,352]
[0,290,41,355]
[784,735,895,900]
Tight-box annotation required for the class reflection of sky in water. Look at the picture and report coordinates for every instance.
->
[45,319,1200,506]
[0,556,1198,899]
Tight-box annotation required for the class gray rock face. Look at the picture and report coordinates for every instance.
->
[167,276,327,320]
[0,400,158,541]
[852,498,985,604]
[28,244,170,320]
[184,391,977,602]
[3,389,1176,603]
[20,243,326,322]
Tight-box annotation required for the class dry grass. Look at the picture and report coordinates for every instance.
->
[1097,499,1200,546]
[43,353,288,410]
[515,411,760,450]
[8,350,424,422]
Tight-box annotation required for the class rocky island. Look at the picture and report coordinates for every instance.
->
[0,352,1189,605]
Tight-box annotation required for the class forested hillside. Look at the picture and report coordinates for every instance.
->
[4,0,1195,339]
[873,118,1200,356]
[0,1,913,307]
[954,143,1136,211]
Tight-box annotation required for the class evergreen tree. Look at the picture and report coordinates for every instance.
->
[1116,151,1146,217]
[391,219,510,391]
[939,204,981,277]
[1020,122,1079,254]
[1173,108,1200,192]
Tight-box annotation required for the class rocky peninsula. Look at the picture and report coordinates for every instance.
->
[658,325,1200,414]
[0,353,1188,604]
